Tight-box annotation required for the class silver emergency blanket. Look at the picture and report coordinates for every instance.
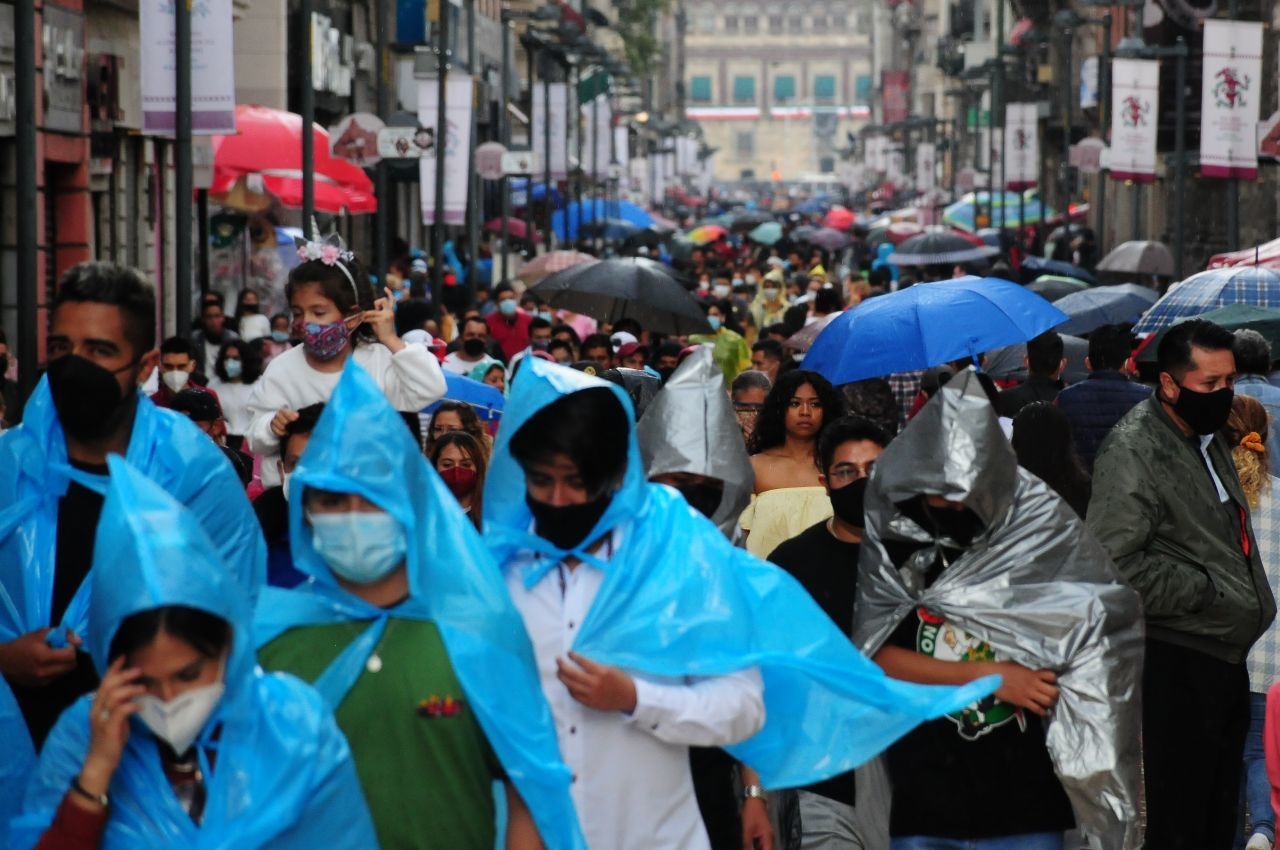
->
[853,368,1144,850]
[636,346,754,536]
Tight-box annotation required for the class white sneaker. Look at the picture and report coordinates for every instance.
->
[1246,832,1273,850]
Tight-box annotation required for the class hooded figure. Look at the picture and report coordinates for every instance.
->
[854,369,1144,850]
[0,381,266,751]
[486,356,999,791]
[871,242,899,283]
[12,457,375,849]
[253,362,583,850]
[636,346,753,537]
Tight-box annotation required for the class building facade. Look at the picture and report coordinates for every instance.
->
[683,0,876,183]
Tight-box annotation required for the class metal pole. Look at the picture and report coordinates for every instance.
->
[1174,38,1188,280]
[1097,15,1110,255]
[1130,179,1141,241]
[1061,30,1072,244]
[175,0,193,332]
[465,0,477,302]
[1226,0,1240,250]
[543,64,554,252]
[15,0,36,395]
[500,21,511,284]
[573,64,583,251]
[300,0,315,232]
[433,0,449,294]
[527,45,538,257]
[592,87,601,254]
[375,0,390,282]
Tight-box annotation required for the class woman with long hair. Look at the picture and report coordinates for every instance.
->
[207,340,262,448]
[740,370,847,556]
[428,430,488,529]
[1010,402,1092,518]
[424,400,492,458]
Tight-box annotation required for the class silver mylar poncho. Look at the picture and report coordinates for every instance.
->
[852,368,1145,850]
[636,345,754,537]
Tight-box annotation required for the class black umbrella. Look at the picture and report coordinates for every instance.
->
[886,232,1000,266]
[1027,275,1090,302]
[529,258,712,335]
[803,227,854,252]
[730,209,775,230]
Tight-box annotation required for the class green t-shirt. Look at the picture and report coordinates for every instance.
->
[259,618,501,850]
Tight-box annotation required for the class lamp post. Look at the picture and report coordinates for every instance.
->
[1055,9,1112,252]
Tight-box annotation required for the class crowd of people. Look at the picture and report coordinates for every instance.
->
[0,232,1277,850]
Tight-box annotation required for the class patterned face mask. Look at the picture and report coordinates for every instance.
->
[303,319,350,361]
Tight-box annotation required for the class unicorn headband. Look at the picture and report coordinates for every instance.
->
[294,234,359,303]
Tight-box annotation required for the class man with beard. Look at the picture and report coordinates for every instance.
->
[0,262,264,753]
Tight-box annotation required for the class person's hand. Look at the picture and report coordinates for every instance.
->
[270,407,300,438]
[740,797,773,850]
[0,629,79,687]
[556,651,637,713]
[989,661,1059,716]
[363,287,403,352]
[78,657,144,803]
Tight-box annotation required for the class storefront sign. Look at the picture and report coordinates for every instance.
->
[1200,20,1263,180]
[140,0,236,134]
[1110,58,1159,183]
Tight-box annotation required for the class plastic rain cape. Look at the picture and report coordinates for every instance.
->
[484,356,1001,788]
[252,362,584,850]
[852,369,1144,850]
[636,346,754,537]
[0,380,266,760]
[11,457,377,850]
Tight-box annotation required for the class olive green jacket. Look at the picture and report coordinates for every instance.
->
[1088,395,1276,663]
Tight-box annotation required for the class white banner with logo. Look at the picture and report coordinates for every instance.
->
[1110,58,1160,183]
[140,0,236,134]
[1003,102,1039,190]
[915,142,937,192]
[418,74,473,225]
[533,83,569,181]
[1200,19,1264,180]
[580,94,612,178]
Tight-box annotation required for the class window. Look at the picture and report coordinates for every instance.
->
[855,10,871,32]
[735,130,755,159]
[773,75,796,102]
[831,14,847,29]
[732,75,756,104]
[855,74,873,105]
[724,15,739,32]
[768,14,783,32]
[788,15,804,32]
[743,15,759,33]
[690,75,713,103]
[819,156,836,173]
[812,14,828,28]
[814,74,837,102]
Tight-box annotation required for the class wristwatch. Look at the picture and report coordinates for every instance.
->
[742,784,768,803]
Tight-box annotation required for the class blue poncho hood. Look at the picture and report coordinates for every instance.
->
[485,357,1001,787]
[253,361,583,850]
[12,457,377,850]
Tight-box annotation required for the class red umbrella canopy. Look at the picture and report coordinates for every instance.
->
[211,104,375,214]
[484,218,540,241]
[821,206,856,231]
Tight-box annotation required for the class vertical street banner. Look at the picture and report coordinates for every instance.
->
[1200,20,1264,180]
[418,74,473,225]
[882,71,910,124]
[1110,58,1160,183]
[613,125,629,171]
[140,0,237,134]
[1003,102,1039,190]
[916,142,937,191]
[533,83,570,181]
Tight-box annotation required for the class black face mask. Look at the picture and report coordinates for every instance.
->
[1168,382,1234,436]
[462,338,486,357]
[677,482,724,519]
[828,476,868,529]
[241,303,259,314]
[527,492,612,551]
[656,366,676,384]
[921,500,985,547]
[46,355,135,441]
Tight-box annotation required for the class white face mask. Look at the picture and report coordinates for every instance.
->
[713,285,731,298]
[763,288,780,302]
[135,666,225,755]
[162,370,191,393]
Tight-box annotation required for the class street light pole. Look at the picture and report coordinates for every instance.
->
[500,19,512,284]
[175,0,192,330]
[433,0,449,294]
[300,0,315,233]
[14,0,36,396]
[374,0,390,282]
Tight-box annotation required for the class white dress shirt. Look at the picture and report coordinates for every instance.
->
[505,529,766,850]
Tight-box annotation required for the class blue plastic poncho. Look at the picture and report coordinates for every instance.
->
[0,381,266,646]
[253,361,583,850]
[872,242,900,282]
[11,457,377,850]
[0,679,34,849]
[484,357,1001,788]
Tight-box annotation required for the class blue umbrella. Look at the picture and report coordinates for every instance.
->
[792,198,827,215]
[1132,266,1280,335]
[1020,256,1097,285]
[1052,284,1159,336]
[423,372,505,422]
[508,178,564,209]
[552,199,656,241]
[804,277,1069,384]
[580,218,642,242]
